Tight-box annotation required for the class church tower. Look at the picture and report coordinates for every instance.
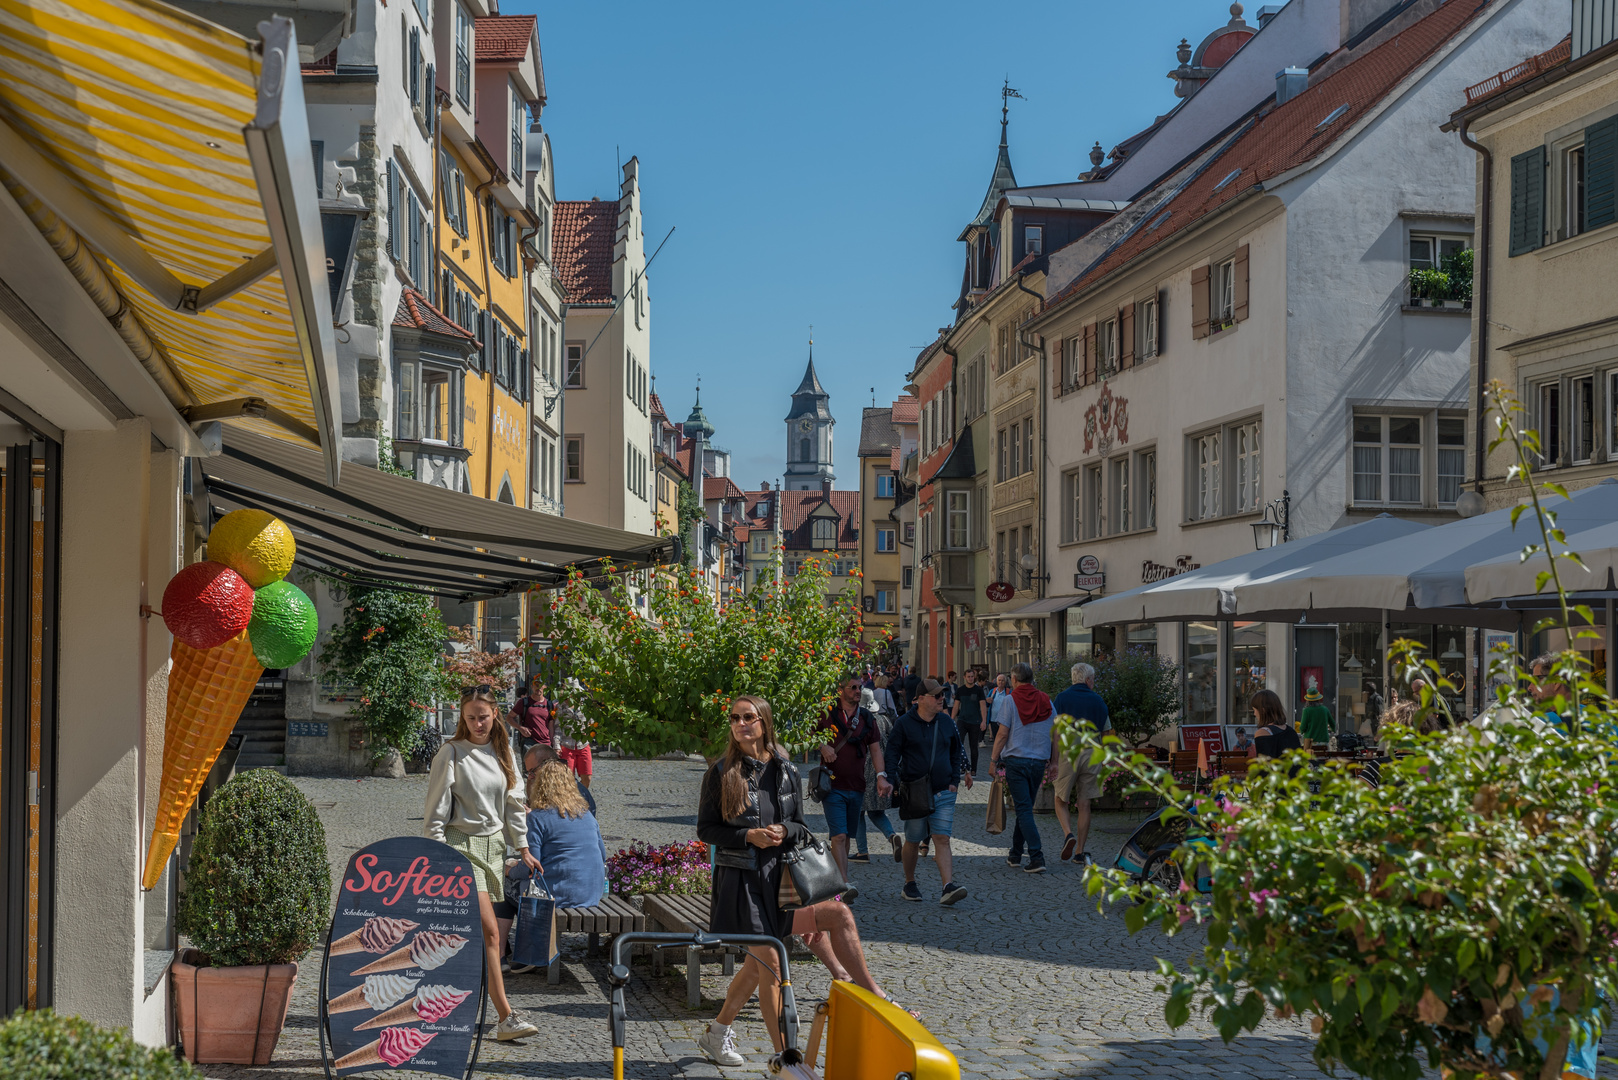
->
[784,347,834,491]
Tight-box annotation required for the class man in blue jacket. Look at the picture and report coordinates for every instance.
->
[885,678,973,905]
[1052,662,1110,865]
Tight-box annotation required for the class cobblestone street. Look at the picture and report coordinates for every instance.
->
[196,758,1366,1080]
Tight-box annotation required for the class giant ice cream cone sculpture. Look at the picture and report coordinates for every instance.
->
[142,510,318,890]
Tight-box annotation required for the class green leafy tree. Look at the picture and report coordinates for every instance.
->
[1057,384,1617,1080]
[317,584,456,757]
[540,557,865,755]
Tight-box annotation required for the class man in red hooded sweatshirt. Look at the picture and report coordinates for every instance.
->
[987,662,1059,873]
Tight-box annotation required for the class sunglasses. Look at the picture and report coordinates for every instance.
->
[461,683,494,698]
[729,714,760,725]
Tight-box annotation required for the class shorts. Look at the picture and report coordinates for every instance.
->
[1054,752,1103,804]
[902,788,957,843]
[445,827,509,901]
[821,788,864,838]
[558,743,593,776]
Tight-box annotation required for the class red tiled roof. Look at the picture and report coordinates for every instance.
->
[1058,0,1488,305]
[889,448,902,471]
[776,489,860,552]
[553,199,617,303]
[1464,35,1571,105]
[676,444,695,480]
[475,15,535,63]
[649,392,666,420]
[392,287,477,341]
[704,476,744,501]
[890,395,919,424]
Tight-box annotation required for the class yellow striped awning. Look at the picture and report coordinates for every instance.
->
[0,0,341,479]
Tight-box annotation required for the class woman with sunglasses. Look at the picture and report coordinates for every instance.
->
[423,684,541,1041]
[695,695,903,1067]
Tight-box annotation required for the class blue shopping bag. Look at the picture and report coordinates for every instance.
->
[512,871,560,969]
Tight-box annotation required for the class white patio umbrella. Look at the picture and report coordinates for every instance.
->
[1235,479,1618,615]
[1465,513,1618,603]
[1080,515,1429,626]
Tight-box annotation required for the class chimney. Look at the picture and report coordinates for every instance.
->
[760,480,771,491]
[821,478,832,501]
[1256,4,1282,28]
[1275,67,1307,105]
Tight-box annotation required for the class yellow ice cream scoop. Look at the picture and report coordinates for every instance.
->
[207,509,295,588]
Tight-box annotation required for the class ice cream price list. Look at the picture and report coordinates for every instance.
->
[320,838,485,1078]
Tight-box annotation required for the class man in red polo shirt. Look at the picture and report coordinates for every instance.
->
[817,675,892,893]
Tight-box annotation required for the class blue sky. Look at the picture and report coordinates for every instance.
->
[512,0,1242,488]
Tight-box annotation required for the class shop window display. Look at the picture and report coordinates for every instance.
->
[1336,622,1384,737]
[1231,621,1266,723]
[1184,622,1218,727]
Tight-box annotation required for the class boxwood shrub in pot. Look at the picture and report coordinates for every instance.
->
[0,1008,202,1079]
[174,769,330,1064]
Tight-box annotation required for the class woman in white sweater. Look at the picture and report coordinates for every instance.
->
[424,685,540,1041]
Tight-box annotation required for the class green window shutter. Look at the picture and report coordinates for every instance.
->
[1509,146,1545,256]
[386,160,399,259]
[1584,115,1618,230]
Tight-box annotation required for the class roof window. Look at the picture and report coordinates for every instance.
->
[1147,210,1172,231]
[1213,168,1242,192]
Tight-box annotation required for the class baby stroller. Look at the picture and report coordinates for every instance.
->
[1113,801,1215,894]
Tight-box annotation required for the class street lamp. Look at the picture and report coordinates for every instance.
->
[1018,553,1049,589]
[1251,489,1292,550]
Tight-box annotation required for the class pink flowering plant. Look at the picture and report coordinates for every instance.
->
[606,840,712,897]
[1056,387,1618,1080]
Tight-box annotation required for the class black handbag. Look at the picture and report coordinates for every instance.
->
[778,834,848,910]
[896,718,942,821]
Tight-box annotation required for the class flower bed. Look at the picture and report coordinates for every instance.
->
[607,840,711,896]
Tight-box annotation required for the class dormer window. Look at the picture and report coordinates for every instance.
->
[1025,225,1043,256]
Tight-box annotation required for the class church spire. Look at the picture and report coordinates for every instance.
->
[970,81,1022,229]
[783,332,834,490]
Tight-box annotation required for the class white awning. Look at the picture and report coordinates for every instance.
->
[1236,479,1618,614]
[1081,515,1429,626]
[1465,514,1618,603]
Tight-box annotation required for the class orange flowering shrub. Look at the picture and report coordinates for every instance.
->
[538,559,860,756]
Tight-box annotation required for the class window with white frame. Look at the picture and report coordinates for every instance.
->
[1572,375,1595,464]
[511,83,526,177]
[1139,449,1157,529]
[564,342,584,387]
[876,528,896,552]
[1098,318,1118,378]
[1064,470,1083,543]
[1195,431,1222,520]
[1409,234,1469,270]
[1108,455,1130,534]
[1537,382,1562,468]
[875,473,895,498]
[1551,131,1587,243]
[1023,418,1034,477]
[453,3,472,107]
[946,490,968,548]
[875,589,896,613]
[1353,414,1423,504]
[396,359,462,445]
[1025,225,1043,256]
[1438,418,1465,504]
[1084,463,1103,540]
[1137,295,1160,360]
[1008,423,1022,477]
[998,427,1010,481]
[565,435,582,482]
[904,522,914,543]
[1234,420,1261,513]
[1063,335,1082,389]
[902,566,913,589]
[1214,259,1235,327]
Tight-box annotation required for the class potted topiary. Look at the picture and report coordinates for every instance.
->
[0,1008,202,1079]
[173,769,330,1064]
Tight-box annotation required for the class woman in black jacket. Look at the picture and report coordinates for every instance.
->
[694,695,902,1066]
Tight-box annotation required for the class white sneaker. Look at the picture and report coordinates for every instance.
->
[698,1023,744,1066]
[495,1008,539,1041]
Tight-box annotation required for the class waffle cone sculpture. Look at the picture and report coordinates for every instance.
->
[141,631,264,889]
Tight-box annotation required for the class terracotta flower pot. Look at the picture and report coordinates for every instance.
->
[171,949,297,1065]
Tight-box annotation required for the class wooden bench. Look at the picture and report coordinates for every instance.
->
[641,893,734,1007]
[551,894,645,985]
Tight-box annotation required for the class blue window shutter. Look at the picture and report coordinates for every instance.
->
[1585,115,1618,230]
[1509,146,1545,256]
[386,160,399,259]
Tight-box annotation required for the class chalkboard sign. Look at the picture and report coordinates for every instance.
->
[319,837,486,1078]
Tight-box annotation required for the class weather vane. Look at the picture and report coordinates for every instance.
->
[1001,78,1025,129]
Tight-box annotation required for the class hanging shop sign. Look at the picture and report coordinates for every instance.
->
[1141,555,1202,584]
[963,629,981,651]
[1074,554,1105,592]
[985,581,1016,603]
[321,837,487,1078]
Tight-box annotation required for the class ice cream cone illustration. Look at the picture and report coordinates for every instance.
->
[336,1026,437,1070]
[329,917,419,957]
[355,984,472,1030]
[141,631,263,890]
[329,974,419,1015]
[351,931,468,976]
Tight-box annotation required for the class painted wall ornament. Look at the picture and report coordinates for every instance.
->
[1083,382,1130,455]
